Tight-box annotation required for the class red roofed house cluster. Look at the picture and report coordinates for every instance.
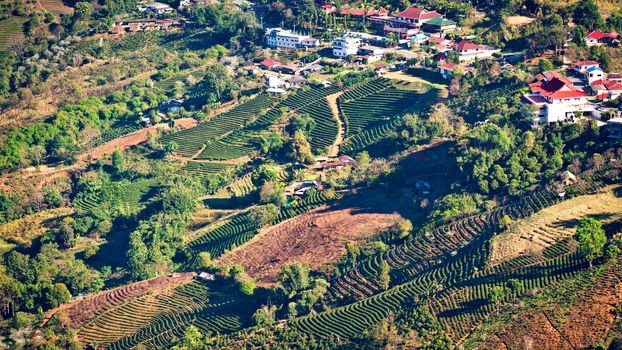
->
[522,72,592,125]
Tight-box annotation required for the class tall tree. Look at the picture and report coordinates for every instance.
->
[575,217,607,266]
[573,0,603,31]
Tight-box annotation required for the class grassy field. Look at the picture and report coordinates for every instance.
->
[0,207,74,245]
[0,17,26,51]
[39,0,73,14]
[490,186,622,266]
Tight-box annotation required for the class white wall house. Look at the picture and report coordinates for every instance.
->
[522,77,592,125]
[393,7,442,27]
[145,2,174,14]
[570,61,600,74]
[585,66,605,85]
[265,28,318,49]
[332,36,361,58]
[454,40,499,62]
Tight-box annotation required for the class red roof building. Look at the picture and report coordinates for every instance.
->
[259,59,283,70]
[454,40,499,62]
[586,31,618,46]
[393,7,442,26]
[528,77,587,99]
[523,77,592,125]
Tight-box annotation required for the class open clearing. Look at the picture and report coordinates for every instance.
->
[218,205,402,287]
[0,207,73,245]
[38,0,73,14]
[384,71,449,99]
[506,15,536,26]
[0,17,27,51]
[490,187,622,266]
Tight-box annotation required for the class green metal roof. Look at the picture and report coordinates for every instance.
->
[423,17,457,26]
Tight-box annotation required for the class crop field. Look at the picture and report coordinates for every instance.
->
[339,78,421,136]
[197,86,342,160]
[161,94,274,157]
[489,186,622,266]
[183,161,234,177]
[288,175,610,341]
[0,17,26,51]
[39,0,73,14]
[297,99,339,152]
[73,277,258,350]
[72,178,159,213]
[219,197,402,287]
[186,191,338,269]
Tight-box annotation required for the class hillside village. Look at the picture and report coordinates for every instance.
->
[1,0,622,349]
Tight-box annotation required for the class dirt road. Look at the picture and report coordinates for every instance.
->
[326,91,345,157]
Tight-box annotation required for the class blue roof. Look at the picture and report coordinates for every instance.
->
[587,66,603,72]
[411,34,429,41]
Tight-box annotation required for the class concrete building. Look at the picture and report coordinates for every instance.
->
[521,77,592,125]
[332,36,361,58]
[454,40,499,62]
[144,2,174,14]
[265,28,318,49]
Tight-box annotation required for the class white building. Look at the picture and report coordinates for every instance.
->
[265,28,318,49]
[145,2,174,14]
[264,74,289,94]
[585,66,605,85]
[591,79,622,101]
[454,40,499,62]
[570,61,600,74]
[521,77,592,125]
[332,36,361,58]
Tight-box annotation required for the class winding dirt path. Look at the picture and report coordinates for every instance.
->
[326,91,345,157]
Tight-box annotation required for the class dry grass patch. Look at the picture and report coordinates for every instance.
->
[490,187,622,266]
[0,207,73,245]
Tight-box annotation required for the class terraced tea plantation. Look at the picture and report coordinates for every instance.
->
[161,94,274,157]
[286,174,610,341]
[72,178,160,213]
[77,278,259,350]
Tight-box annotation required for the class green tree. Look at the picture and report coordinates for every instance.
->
[538,58,554,72]
[378,259,390,290]
[290,130,315,165]
[573,0,603,31]
[278,263,310,296]
[111,149,124,175]
[575,217,607,266]
[252,305,276,326]
[248,204,279,227]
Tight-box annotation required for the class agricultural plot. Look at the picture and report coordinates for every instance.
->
[161,94,273,157]
[0,17,26,51]
[186,191,337,269]
[72,178,160,213]
[183,161,234,177]
[77,279,259,350]
[489,186,622,266]
[197,87,342,160]
[297,99,339,152]
[338,78,437,153]
[290,222,588,341]
[325,174,606,304]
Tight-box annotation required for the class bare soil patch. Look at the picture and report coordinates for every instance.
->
[219,205,402,287]
[79,122,178,161]
[506,15,536,26]
[490,187,622,266]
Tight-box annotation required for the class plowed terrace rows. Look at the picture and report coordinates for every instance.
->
[41,273,195,329]
[218,206,402,287]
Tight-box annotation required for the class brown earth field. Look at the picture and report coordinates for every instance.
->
[477,259,622,350]
[219,203,403,287]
